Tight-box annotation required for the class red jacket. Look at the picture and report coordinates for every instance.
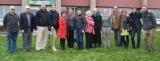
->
[58,16,67,39]
[84,16,95,34]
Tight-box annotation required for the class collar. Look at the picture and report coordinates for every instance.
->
[9,12,16,16]
[40,9,47,12]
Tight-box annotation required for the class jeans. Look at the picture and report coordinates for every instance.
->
[7,32,18,52]
[75,28,84,49]
[102,27,111,48]
[113,29,121,47]
[131,28,141,48]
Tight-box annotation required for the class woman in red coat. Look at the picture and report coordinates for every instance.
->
[58,10,67,50]
[85,10,95,49]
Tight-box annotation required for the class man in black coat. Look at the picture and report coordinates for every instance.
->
[92,8,102,47]
[129,8,142,48]
[35,4,50,51]
[49,5,59,51]
[20,5,36,51]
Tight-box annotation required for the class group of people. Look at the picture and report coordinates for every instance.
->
[3,3,157,53]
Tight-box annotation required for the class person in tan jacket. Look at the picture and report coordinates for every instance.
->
[111,6,122,47]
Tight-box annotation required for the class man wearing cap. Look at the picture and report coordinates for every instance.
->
[3,6,20,53]
[20,5,36,51]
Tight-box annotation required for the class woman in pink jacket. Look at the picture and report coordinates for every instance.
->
[85,10,95,49]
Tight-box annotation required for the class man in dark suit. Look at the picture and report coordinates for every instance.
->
[129,8,142,48]
[92,8,102,47]
[20,5,36,51]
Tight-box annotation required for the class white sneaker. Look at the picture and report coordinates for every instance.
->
[52,47,57,51]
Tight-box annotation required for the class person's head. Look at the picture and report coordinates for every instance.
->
[141,6,148,13]
[103,9,109,16]
[86,10,92,16]
[92,8,97,13]
[113,5,118,13]
[51,5,56,11]
[25,5,31,13]
[61,10,67,18]
[40,3,47,10]
[9,6,15,14]
[68,8,74,15]
[131,8,136,13]
[121,10,127,16]
[77,8,82,15]
[126,13,129,17]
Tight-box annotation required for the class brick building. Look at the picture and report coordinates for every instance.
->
[0,0,160,24]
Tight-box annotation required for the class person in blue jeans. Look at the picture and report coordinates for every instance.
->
[75,9,85,50]
[3,6,20,53]
[129,8,142,48]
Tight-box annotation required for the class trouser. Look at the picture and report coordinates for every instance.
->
[67,27,74,48]
[131,28,141,48]
[7,32,18,52]
[75,28,84,49]
[23,28,32,50]
[143,29,155,51]
[120,35,129,48]
[36,26,48,50]
[93,29,101,47]
[102,27,111,48]
[113,29,121,47]
[52,28,57,48]
[85,32,93,49]
[60,39,65,50]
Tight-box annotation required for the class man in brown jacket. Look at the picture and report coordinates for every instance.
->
[111,6,121,47]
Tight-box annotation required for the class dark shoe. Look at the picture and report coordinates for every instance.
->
[150,48,155,52]
[27,49,32,52]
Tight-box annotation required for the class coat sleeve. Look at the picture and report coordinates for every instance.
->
[32,14,37,30]
[150,13,157,28]
[59,17,62,31]
[99,15,102,29]
[85,17,94,26]
[82,15,86,30]
[35,11,40,26]
[19,14,23,30]
[3,14,7,30]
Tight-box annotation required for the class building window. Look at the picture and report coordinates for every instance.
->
[0,5,22,23]
[149,9,160,19]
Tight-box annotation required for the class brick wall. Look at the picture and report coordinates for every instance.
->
[148,0,160,8]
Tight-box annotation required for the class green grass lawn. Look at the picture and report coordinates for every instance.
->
[0,32,160,61]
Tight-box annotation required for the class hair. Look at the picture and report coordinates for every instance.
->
[86,10,92,16]
[121,10,127,14]
[9,6,15,9]
[61,10,67,16]
[142,5,147,8]
[52,4,56,6]
[77,8,81,10]
[113,5,118,9]
[25,5,30,9]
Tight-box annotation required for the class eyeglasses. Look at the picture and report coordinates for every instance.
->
[11,9,15,10]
